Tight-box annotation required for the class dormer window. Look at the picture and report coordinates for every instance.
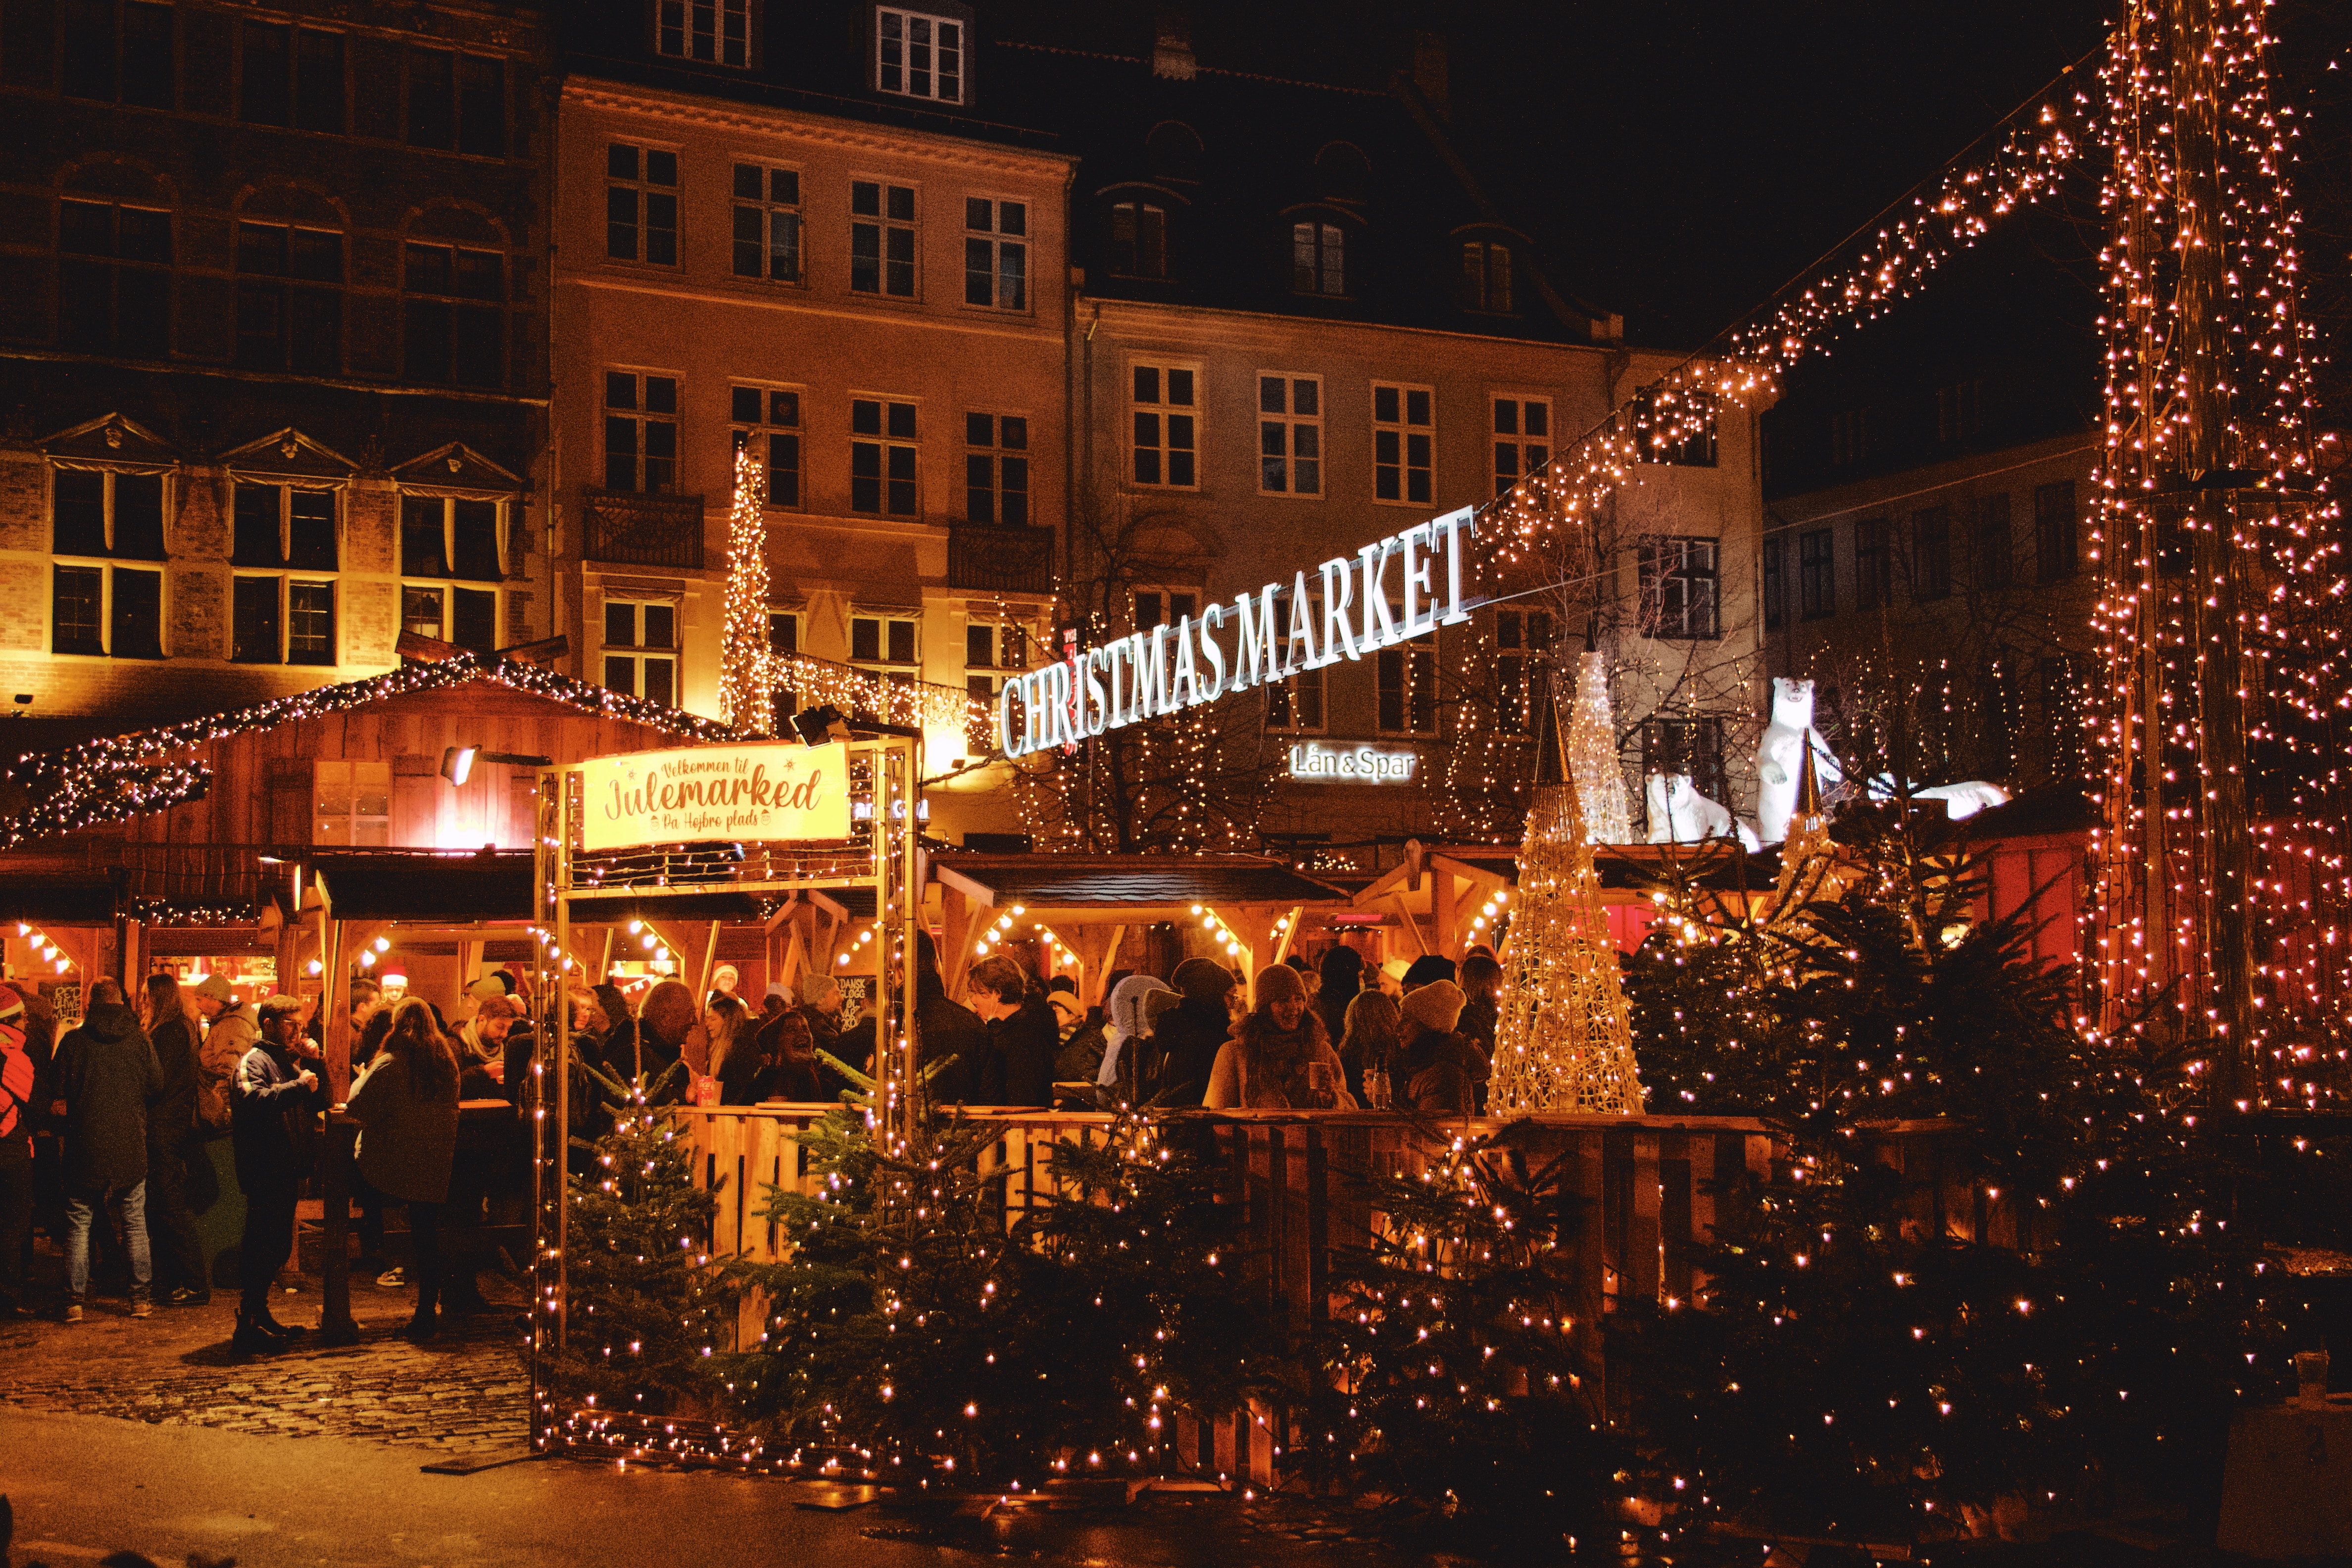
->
[1293,221,1345,296]
[1460,239,1515,314]
[657,0,750,68]
[877,7,961,103]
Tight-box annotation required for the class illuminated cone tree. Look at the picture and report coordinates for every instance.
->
[1492,750,1643,1115]
[717,441,779,737]
[1565,641,1633,847]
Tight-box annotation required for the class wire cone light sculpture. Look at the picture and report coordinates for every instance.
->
[1492,746,1643,1115]
[1772,743,1846,916]
[1566,645,1633,846]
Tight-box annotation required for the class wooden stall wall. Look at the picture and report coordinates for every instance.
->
[24,683,699,903]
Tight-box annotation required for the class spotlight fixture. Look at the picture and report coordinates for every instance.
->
[790,705,851,747]
[441,746,552,785]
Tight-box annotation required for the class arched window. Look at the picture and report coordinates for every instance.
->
[1460,238,1514,314]
[1293,220,1344,296]
[1111,199,1167,279]
[1314,142,1369,202]
[1145,121,1202,181]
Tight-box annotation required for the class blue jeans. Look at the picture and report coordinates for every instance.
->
[66,1180,151,1303]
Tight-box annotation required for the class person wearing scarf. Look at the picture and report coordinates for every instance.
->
[1204,965,1356,1110]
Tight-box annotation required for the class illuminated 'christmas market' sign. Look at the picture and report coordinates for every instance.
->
[999,507,1478,756]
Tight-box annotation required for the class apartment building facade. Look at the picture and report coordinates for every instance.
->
[0,0,554,749]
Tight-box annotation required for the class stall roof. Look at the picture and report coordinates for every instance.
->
[0,874,119,925]
[933,853,1352,913]
[310,850,534,924]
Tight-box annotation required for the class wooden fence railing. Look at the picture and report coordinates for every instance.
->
[670,1106,2003,1485]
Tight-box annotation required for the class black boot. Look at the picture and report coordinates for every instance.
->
[259,1310,310,1337]
[232,1313,285,1356]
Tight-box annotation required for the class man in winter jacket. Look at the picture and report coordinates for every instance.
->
[231,994,325,1346]
[911,932,988,1106]
[0,985,41,1319]
[54,979,163,1321]
[967,954,1055,1107]
[190,975,257,1136]
[1146,958,1241,1106]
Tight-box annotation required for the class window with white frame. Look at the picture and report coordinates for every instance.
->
[1493,606,1553,733]
[604,370,679,492]
[59,199,172,357]
[657,0,749,67]
[851,397,919,515]
[606,143,678,265]
[229,483,338,667]
[399,582,499,652]
[602,597,676,704]
[850,180,916,296]
[401,240,504,389]
[1637,537,1720,640]
[1130,363,1196,488]
[1377,641,1437,735]
[732,385,802,507]
[733,163,801,282]
[964,616,1026,704]
[1291,220,1343,295]
[850,613,921,704]
[1372,382,1433,505]
[875,7,961,102]
[1258,373,1321,495]
[51,467,166,660]
[398,493,502,582]
[1491,396,1549,497]
[964,413,1028,525]
[963,197,1026,310]
[1264,595,1324,732]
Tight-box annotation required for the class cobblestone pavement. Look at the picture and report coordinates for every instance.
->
[0,1248,532,1458]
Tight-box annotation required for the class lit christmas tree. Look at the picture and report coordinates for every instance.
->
[1490,767,1643,1115]
[718,441,779,736]
[1565,637,1632,846]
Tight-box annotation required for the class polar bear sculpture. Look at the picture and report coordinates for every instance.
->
[1755,677,1844,844]
[1864,775,2011,821]
[1644,773,1762,851]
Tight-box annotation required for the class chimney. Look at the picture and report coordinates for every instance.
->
[1412,30,1449,118]
[1153,8,1196,81]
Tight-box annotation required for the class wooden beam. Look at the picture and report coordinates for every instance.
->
[1432,865,1456,961]
[1271,906,1303,968]
[938,884,977,999]
[1061,923,1127,1007]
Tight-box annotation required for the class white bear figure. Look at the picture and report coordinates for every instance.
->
[1644,773,1762,851]
[1865,775,2011,821]
[1755,677,1844,844]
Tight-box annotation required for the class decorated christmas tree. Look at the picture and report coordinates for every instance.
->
[1565,637,1632,846]
[735,1091,1263,1487]
[549,1065,744,1426]
[1307,1126,1626,1555]
[1618,802,2292,1547]
[1490,765,1643,1114]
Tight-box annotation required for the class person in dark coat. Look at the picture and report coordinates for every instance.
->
[230,994,325,1352]
[346,998,461,1341]
[1400,954,1458,993]
[636,980,697,1101]
[0,985,42,1320]
[1456,953,1503,1114]
[1313,946,1365,1052]
[967,954,1055,1107]
[913,931,988,1107]
[590,982,638,1083]
[741,1011,823,1103]
[797,973,846,1064]
[55,979,163,1321]
[1394,980,1489,1117]
[1147,958,1240,1105]
[139,973,209,1306]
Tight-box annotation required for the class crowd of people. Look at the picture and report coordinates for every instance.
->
[0,938,1504,1337]
[0,967,547,1353]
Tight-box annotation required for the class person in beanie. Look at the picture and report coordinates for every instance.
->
[1399,954,1458,993]
[1204,965,1354,1110]
[139,972,209,1305]
[1148,958,1240,1105]
[1394,980,1489,1116]
[189,974,257,1136]
[968,953,1055,1107]
[0,984,41,1319]
[55,978,164,1321]
[231,994,325,1352]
